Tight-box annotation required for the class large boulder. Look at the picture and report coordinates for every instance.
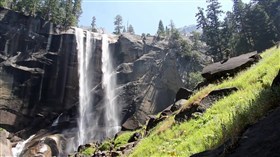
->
[175,88,193,102]
[0,129,13,156]
[20,133,67,157]
[202,52,261,82]
[175,87,238,122]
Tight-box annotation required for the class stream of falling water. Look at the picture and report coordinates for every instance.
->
[75,29,120,147]
[101,34,120,138]
[76,28,95,146]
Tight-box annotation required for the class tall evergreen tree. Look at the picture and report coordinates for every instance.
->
[73,0,82,24]
[165,26,170,37]
[114,15,123,34]
[246,4,277,52]
[196,0,223,61]
[157,20,165,36]
[253,0,280,39]
[232,0,253,54]
[221,12,235,57]
[127,24,135,34]
[91,16,97,32]
[169,20,175,33]
[123,27,126,33]
[63,0,76,27]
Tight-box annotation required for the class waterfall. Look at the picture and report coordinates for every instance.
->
[75,28,95,146]
[75,29,120,148]
[101,34,120,137]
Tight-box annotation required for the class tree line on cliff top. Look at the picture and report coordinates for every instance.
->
[0,0,82,28]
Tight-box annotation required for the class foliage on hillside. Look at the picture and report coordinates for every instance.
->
[129,46,280,156]
[196,0,279,61]
[0,0,82,27]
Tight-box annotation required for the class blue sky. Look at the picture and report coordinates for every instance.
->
[79,0,250,35]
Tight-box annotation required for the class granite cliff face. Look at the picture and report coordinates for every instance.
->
[0,7,210,154]
[0,7,79,138]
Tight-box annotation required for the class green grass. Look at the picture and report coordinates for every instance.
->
[129,46,280,157]
[82,147,95,156]
[114,131,136,148]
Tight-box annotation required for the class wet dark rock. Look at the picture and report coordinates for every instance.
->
[175,88,193,102]
[175,87,238,122]
[78,145,86,152]
[128,132,142,143]
[111,151,122,157]
[202,52,261,82]
[146,116,166,132]
[271,69,280,88]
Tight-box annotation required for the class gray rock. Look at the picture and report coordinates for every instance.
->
[175,88,193,102]
[171,99,188,112]
[202,52,261,82]
[0,129,13,157]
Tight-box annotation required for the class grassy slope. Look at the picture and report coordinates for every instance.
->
[129,46,280,157]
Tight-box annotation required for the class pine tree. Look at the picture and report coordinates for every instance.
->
[64,0,76,27]
[169,20,175,33]
[246,4,277,52]
[127,24,135,34]
[196,7,208,42]
[253,0,280,39]
[114,15,123,34]
[123,27,126,33]
[221,12,234,57]
[232,0,253,54]
[196,0,224,61]
[165,26,170,37]
[91,16,97,32]
[73,0,82,24]
[157,20,165,36]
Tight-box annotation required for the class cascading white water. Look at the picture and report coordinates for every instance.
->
[75,28,95,146]
[75,29,120,148]
[12,135,35,157]
[101,34,120,137]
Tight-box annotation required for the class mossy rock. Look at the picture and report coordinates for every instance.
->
[99,141,112,151]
